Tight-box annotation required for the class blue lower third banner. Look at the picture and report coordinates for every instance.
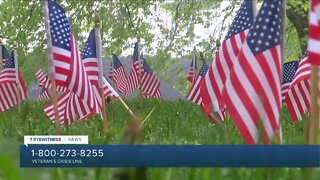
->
[20,145,320,167]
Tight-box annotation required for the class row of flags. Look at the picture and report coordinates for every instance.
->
[37,0,161,124]
[185,0,320,144]
[1,0,319,144]
[0,0,162,125]
[109,42,162,99]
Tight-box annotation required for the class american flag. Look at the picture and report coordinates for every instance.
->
[0,46,16,84]
[200,0,254,113]
[140,56,161,99]
[38,88,51,100]
[81,29,119,115]
[281,61,299,102]
[81,29,99,86]
[46,0,98,111]
[35,68,67,92]
[0,47,27,112]
[223,0,283,144]
[44,28,119,124]
[125,42,143,97]
[308,0,320,65]
[187,54,198,84]
[109,53,128,94]
[187,60,208,105]
[285,55,311,121]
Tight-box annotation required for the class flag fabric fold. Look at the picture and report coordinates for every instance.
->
[125,42,143,97]
[281,61,299,102]
[140,56,161,99]
[223,0,284,144]
[45,0,98,112]
[187,60,208,105]
[200,0,255,113]
[109,54,128,94]
[285,55,311,121]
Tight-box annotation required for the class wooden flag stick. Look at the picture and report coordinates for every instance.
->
[136,35,144,105]
[142,106,155,124]
[309,65,319,144]
[13,41,21,112]
[95,13,109,135]
[192,47,196,83]
[0,37,3,71]
[51,80,61,134]
[43,0,61,134]
[117,97,138,120]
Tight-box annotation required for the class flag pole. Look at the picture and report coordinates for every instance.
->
[95,13,109,135]
[278,0,286,144]
[0,37,3,71]
[13,41,21,112]
[118,97,138,120]
[137,35,144,105]
[192,46,196,84]
[110,50,115,88]
[309,67,319,144]
[43,0,61,134]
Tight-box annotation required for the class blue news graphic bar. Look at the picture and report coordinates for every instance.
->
[20,145,320,167]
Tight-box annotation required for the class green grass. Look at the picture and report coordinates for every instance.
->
[0,99,319,180]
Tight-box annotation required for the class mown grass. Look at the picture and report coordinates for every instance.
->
[0,99,319,180]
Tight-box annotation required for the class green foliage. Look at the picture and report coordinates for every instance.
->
[0,99,319,179]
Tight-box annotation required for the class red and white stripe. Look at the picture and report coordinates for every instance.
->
[223,43,282,144]
[35,68,67,92]
[200,102,225,123]
[285,56,313,121]
[187,75,202,105]
[44,91,69,123]
[38,89,51,101]
[140,72,161,99]
[51,34,98,112]
[308,0,320,65]
[201,29,249,112]
[187,66,198,84]
[0,67,16,84]
[0,71,27,112]
[125,59,142,97]
[111,65,127,94]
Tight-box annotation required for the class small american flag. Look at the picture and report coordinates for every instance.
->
[223,0,284,144]
[46,0,98,111]
[308,0,320,65]
[81,29,99,86]
[0,47,27,112]
[187,54,198,84]
[0,46,16,83]
[285,55,311,121]
[187,60,208,105]
[140,56,161,99]
[200,0,254,113]
[109,53,128,94]
[281,61,299,102]
[125,42,143,97]
[38,88,51,100]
